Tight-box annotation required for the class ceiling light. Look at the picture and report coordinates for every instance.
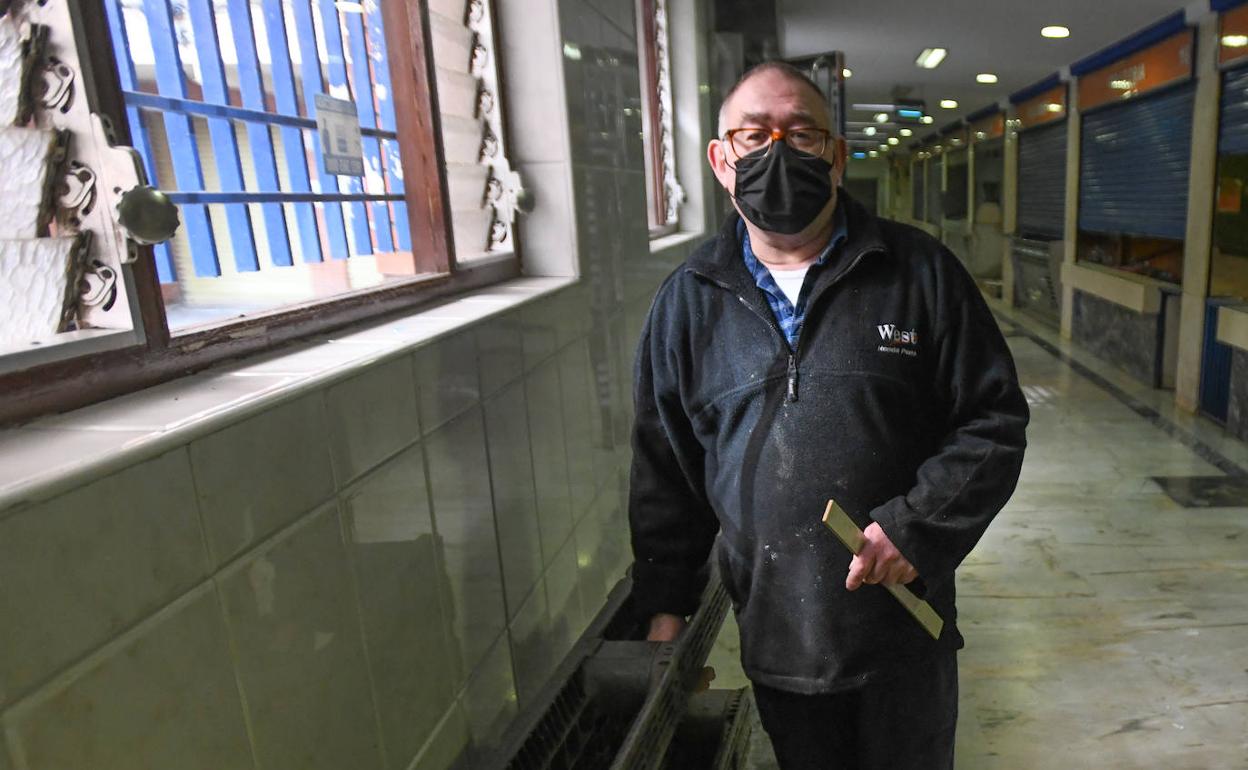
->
[1223,35,1248,48]
[1046,102,1063,113]
[940,99,958,109]
[843,68,853,78]
[852,103,896,111]
[852,152,867,159]
[864,126,877,136]
[975,131,986,140]
[921,116,935,124]
[976,73,998,84]
[874,112,889,123]
[888,137,900,145]
[915,48,948,69]
[900,128,913,137]
[869,150,879,157]
[1041,25,1070,39]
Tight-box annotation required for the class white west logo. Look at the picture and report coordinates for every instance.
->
[877,324,919,346]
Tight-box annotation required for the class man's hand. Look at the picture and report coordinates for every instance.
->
[646,612,687,641]
[845,522,918,591]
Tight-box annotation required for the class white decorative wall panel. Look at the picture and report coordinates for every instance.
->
[0,237,77,343]
[0,126,57,239]
[0,15,24,126]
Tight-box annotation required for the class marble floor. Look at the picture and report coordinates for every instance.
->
[707,316,1248,769]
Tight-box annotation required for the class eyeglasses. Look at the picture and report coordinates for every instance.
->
[722,127,832,167]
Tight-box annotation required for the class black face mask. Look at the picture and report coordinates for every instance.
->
[732,142,834,235]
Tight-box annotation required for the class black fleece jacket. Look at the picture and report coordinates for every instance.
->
[628,194,1029,694]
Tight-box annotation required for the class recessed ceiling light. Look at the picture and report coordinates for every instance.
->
[1041,25,1070,39]
[1223,35,1248,48]
[915,48,948,69]
[900,128,913,137]
[864,126,877,136]
[888,137,900,145]
[921,116,935,124]
[976,73,998,84]
[874,112,889,123]
[1046,102,1063,113]
[869,150,879,157]
[843,68,853,78]
[975,131,986,140]
[940,99,958,109]
[880,144,889,150]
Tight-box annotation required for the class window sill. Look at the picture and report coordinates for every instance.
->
[1061,262,1179,315]
[649,230,705,257]
[1217,304,1248,353]
[0,274,576,515]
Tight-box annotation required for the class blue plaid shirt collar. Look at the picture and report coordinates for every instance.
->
[740,201,849,349]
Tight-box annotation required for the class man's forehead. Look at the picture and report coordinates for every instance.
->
[725,71,828,125]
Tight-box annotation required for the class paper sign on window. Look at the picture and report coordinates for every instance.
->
[314,94,364,177]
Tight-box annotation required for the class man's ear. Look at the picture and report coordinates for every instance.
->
[831,135,849,185]
[707,139,734,192]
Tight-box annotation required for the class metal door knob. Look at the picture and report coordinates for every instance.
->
[115,185,180,245]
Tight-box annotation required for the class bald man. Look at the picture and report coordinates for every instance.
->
[626,62,1029,769]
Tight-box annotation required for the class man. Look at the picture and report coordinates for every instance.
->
[627,62,1028,769]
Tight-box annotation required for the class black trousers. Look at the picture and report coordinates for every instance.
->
[751,653,958,770]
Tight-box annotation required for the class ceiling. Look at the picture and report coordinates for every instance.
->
[778,0,1197,152]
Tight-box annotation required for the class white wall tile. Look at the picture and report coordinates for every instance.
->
[0,449,207,708]
[461,633,518,760]
[191,393,335,565]
[340,445,459,768]
[545,535,588,659]
[425,408,507,680]
[217,503,383,770]
[413,331,481,435]
[507,582,554,707]
[410,702,470,770]
[3,584,253,770]
[559,339,597,518]
[525,358,575,561]
[574,496,609,614]
[483,382,544,618]
[476,315,525,398]
[325,357,421,485]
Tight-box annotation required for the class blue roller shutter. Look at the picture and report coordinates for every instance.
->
[1017,121,1067,238]
[1079,83,1195,240]
[1219,65,1248,154]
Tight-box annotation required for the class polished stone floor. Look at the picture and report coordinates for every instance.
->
[708,312,1248,769]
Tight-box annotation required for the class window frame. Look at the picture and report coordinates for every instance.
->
[638,0,680,239]
[0,0,521,425]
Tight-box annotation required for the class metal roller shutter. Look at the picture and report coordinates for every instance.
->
[1219,65,1248,155]
[1079,82,1195,240]
[926,156,942,224]
[1017,122,1067,238]
[913,160,925,220]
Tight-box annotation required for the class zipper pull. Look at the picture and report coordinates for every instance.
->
[787,354,799,403]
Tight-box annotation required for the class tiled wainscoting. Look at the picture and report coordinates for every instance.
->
[0,269,699,769]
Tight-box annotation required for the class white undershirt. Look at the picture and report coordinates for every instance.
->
[769,265,811,307]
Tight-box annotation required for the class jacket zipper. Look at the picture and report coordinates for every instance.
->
[694,246,877,404]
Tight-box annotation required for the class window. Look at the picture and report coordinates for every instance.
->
[0,0,521,424]
[637,0,683,236]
